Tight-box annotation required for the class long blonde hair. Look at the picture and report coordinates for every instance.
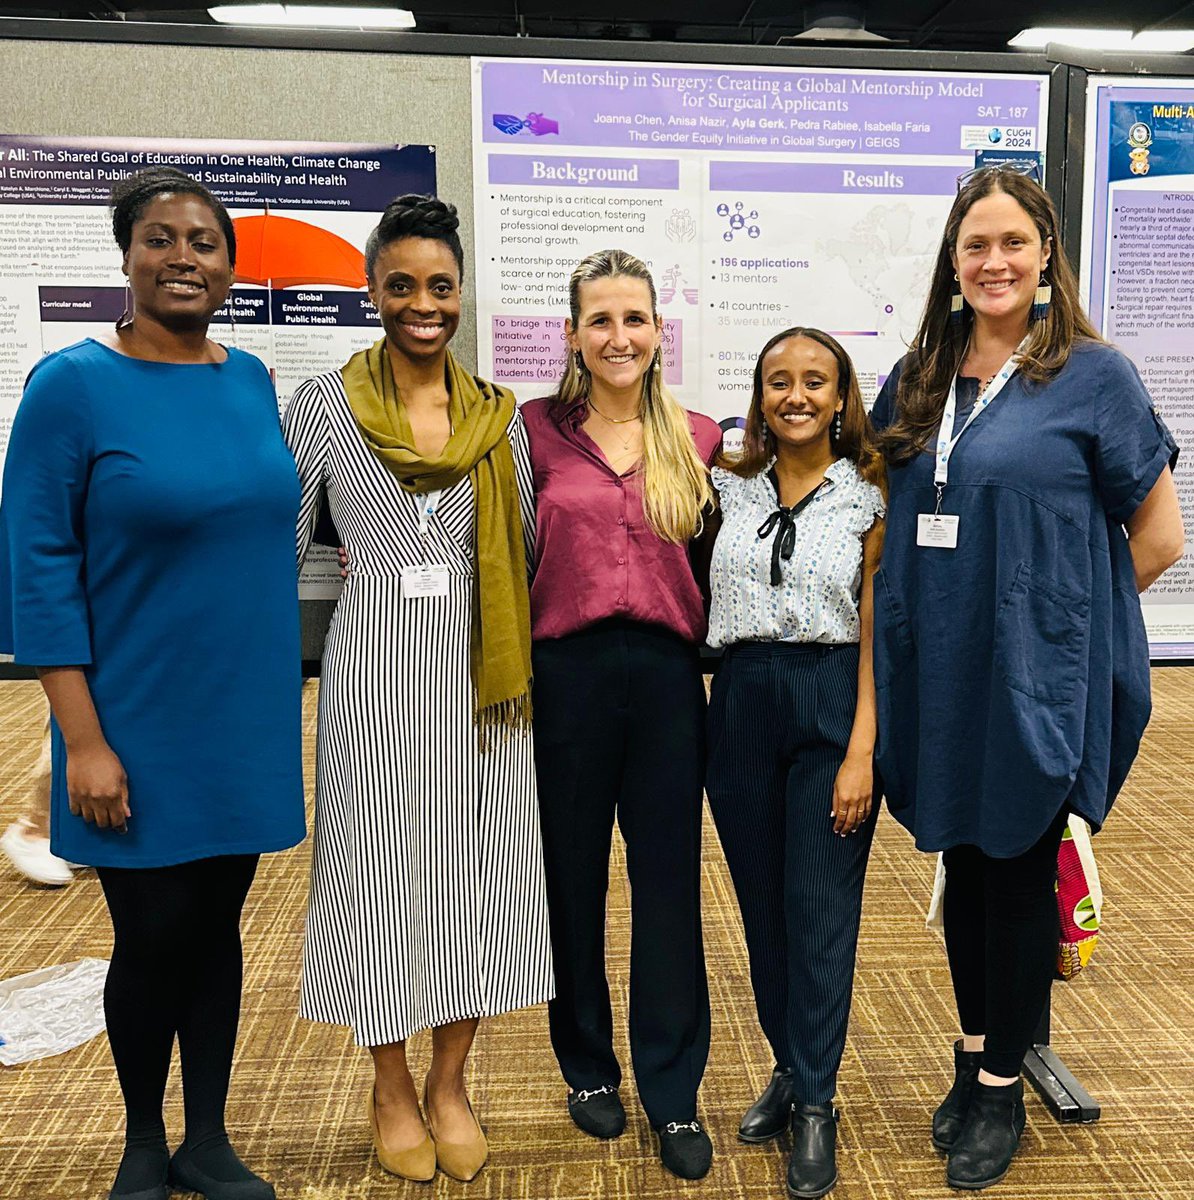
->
[554,249,712,543]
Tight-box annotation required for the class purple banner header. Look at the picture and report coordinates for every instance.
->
[37,284,377,328]
[0,135,434,210]
[709,161,963,195]
[270,289,379,328]
[481,60,1044,156]
[40,286,124,323]
[487,154,679,189]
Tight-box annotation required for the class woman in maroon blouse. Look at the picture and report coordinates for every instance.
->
[521,248,721,1182]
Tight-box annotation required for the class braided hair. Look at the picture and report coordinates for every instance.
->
[365,194,464,283]
[109,167,236,266]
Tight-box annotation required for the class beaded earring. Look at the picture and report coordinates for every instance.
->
[1031,274,1052,321]
[950,272,964,325]
[831,410,843,443]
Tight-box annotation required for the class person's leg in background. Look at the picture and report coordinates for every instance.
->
[1,710,73,886]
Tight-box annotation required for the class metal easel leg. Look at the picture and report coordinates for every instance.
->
[1021,986,1101,1123]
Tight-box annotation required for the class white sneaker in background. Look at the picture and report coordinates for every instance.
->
[0,819,73,886]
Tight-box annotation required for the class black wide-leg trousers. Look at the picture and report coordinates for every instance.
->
[532,619,711,1126]
[706,642,876,1106]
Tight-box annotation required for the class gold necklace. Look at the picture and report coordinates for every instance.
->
[588,399,642,425]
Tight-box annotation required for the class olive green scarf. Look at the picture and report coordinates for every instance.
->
[341,339,531,736]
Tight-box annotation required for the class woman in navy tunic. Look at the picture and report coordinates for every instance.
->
[0,169,304,1200]
[871,168,1183,1191]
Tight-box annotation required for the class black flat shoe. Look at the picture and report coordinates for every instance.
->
[108,1186,168,1200]
[167,1148,276,1200]
[108,1140,169,1200]
[567,1085,626,1140]
[657,1119,713,1180]
[946,1079,1026,1191]
[933,1041,984,1151]
[787,1103,839,1199]
[738,1066,796,1144]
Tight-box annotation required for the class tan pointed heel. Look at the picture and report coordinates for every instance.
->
[424,1085,489,1182]
[368,1088,436,1182]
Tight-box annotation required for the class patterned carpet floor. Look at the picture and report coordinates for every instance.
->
[1,672,1192,1200]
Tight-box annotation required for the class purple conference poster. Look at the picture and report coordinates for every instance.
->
[471,55,1047,431]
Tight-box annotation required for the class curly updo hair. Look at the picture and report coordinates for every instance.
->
[110,167,236,266]
[365,194,464,283]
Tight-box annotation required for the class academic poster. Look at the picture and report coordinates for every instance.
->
[471,56,1048,443]
[1081,80,1194,656]
[0,134,435,597]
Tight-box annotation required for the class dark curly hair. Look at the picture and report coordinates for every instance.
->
[365,193,464,283]
[109,167,236,267]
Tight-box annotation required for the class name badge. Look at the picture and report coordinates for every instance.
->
[917,513,959,549]
[400,564,450,599]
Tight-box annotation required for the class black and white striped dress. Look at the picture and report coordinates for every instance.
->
[283,370,554,1047]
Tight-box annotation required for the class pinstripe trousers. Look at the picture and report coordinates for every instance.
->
[706,641,877,1105]
[533,620,711,1126]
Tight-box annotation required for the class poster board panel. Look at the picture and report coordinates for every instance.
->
[1081,77,1194,657]
[472,55,1049,443]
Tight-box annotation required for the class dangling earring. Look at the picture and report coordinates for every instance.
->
[949,272,964,325]
[653,348,662,375]
[1032,273,1052,321]
[831,410,843,443]
[573,350,585,380]
[116,278,133,331]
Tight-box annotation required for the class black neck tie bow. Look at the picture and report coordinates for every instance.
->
[756,476,827,586]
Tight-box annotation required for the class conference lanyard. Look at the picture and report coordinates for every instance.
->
[416,489,443,541]
[934,343,1023,501]
[918,341,1023,550]
[400,489,450,600]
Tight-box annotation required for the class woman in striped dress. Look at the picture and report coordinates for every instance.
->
[282,195,552,1184]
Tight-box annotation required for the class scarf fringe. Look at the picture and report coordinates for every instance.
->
[475,693,533,751]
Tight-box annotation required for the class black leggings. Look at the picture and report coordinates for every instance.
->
[98,855,258,1150]
[941,808,1067,1079]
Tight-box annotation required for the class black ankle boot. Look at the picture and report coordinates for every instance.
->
[933,1040,984,1151]
[946,1078,1026,1190]
[786,1103,838,1199]
[738,1066,796,1143]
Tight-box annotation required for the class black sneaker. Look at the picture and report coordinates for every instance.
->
[657,1119,713,1180]
[567,1085,627,1139]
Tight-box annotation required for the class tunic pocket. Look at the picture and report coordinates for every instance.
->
[996,563,1089,704]
[873,567,915,689]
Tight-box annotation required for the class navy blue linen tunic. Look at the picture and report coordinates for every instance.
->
[871,342,1177,857]
[0,339,306,868]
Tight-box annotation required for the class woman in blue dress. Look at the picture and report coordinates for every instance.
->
[871,168,1183,1191]
[0,168,305,1200]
